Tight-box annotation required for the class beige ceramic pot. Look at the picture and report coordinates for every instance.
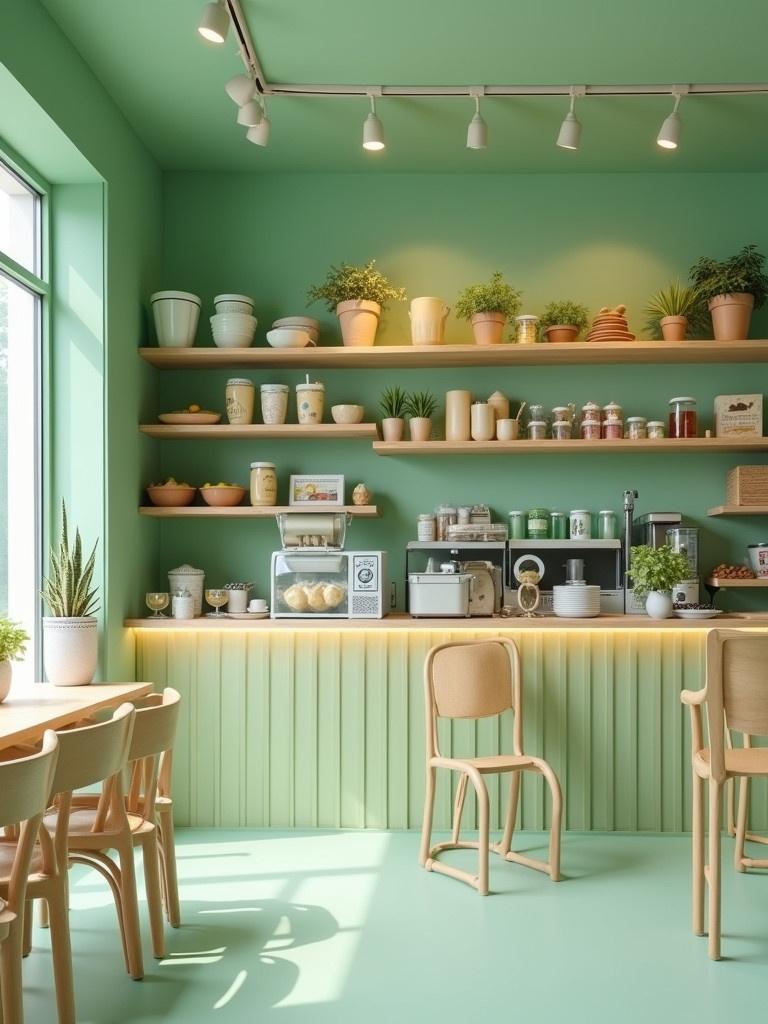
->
[336,300,381,346]
[42,617,98,686]
[445,390,472,441]
[544,325,579,343]
[471,312,506,345]
[708,293,754,342]
[470,402,496,441]
[409,417,432,442]
[381,417,405,442]
[0,661,11,703]
[660,316,688,341]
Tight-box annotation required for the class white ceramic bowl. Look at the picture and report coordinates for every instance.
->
[214,293,254,314]
[151,290,201,347]
[272,317,320,343]
[266,327,312,349]
[211,312,257,348]
[331,404,365,424]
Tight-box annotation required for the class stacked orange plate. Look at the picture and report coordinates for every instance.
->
[586,304,636,342]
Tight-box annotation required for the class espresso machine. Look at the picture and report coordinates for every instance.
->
[624,490,697,610]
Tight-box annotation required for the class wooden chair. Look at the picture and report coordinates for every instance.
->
[681,629,768,960]
[419,638,562,895]
[0,731,59,1024]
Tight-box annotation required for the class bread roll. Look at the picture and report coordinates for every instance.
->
[283,584,309,612]
[322,583,345,609]
[307,583,328,611]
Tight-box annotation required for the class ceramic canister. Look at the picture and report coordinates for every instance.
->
[296,381,325,424]
[409,297,450,345]
[260,384,289,425]
[445,390,472,441]
[487,390,510,421]
[569,509,592,540]
[225,378,255,425]
[168,564,205,617]
[470,402,495,441]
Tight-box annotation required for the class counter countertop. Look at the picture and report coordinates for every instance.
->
[124,613,768,630]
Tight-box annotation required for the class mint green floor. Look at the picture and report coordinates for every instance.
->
[21,830,768,1023]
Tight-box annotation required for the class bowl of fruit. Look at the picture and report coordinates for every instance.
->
[146,478,197,507]
[158,404,221,425]
[200,482,246,507]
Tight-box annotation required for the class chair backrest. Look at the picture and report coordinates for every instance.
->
[51,702,136,796]
[706,630,768,781]
[126,688,180,819]
[424,638,522,758]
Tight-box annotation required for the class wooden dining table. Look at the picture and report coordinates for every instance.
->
[0,682,153,752]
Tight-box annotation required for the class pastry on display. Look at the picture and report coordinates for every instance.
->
[352,483,371,506]
[585,305,636,343]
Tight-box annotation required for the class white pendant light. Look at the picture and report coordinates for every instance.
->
[556,87,582,150]
[362,94,385,151]
[198,1,229,44]
[466,91,487,150]
[237,99,263,127]
[226,74,255,106]
[657,89,683,149]
[247,102,270,146]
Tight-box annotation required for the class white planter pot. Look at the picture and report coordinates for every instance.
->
[227,590,249,613]
[0,661,11,703]
[336,300,381,346]
[43,617,98,686]
[645,591,674,620]
[151,290,201,348]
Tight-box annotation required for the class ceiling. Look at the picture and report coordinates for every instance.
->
[40,0,768,173]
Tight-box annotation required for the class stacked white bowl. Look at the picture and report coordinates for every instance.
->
[552,583,601,618]
[211,294,256,348]
[267,316,319,349]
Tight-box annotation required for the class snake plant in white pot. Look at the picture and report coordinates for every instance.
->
[41,501,99,685]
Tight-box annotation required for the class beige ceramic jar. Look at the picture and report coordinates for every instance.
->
[445,390,472,441]
[225,378,255,425]
[296,380,325,424]
[250,462,277,506]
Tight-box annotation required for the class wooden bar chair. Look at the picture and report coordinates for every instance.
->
[419,638,562,895]
[681,629,768,960]
[0,731,59,1024]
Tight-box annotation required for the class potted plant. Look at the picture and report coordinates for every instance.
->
[307,260,406,347]
[539,299,589,343]
[0,618,29,703]
[627,544,692,619]
[379,386,409,442]
[454,271,522,345]
[404,391,437,442]
[644,280,704,341]
[689,244,768,341]
[41,500,99,686]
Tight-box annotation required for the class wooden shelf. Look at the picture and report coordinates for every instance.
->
[138,340,768,370]
[708,505,768,516]
[140,423,378,440]
[373,437,768,456]
[139,504,380,518]
[706,577,768,588]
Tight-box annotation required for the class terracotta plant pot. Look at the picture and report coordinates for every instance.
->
[336,300,381,347]
[471,312,506,346]
[660,315,688,341]
[381,417,405,442]
[708,293,754,342]
[408,417,432,442]
[544,325,579,344]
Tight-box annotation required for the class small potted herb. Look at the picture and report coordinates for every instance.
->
[307,260,406,347]
[689,244,768,341]
[454,271,522,345]
[0,618,29,702]
[404,390,437,442]
[539,299,589,343]
[644,280,704,341]
[379,386,409,442]
[627,544,692,619]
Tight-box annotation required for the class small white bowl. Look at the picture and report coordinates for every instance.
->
[215,293,254,314]
[266,327,312,349]
[272,317,320,343]
[331,404,365,424]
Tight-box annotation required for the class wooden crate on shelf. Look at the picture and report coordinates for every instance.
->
[726,465,768,506]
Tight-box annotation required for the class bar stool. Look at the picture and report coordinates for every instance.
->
[420,638,563,895]
[0,731,59,1024]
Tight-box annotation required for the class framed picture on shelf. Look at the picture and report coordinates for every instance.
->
[289,474,345,506]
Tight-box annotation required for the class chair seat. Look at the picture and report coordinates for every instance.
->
[434,753,536,774]
[44,807,152,841]
[0,840,43,884]
[694,747,768,778]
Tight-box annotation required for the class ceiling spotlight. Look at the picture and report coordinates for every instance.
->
[657,88,685,150]
[198,1,229,44]
[226,74,255,106]
[237,99,263,127]
[247,103,270,146]
[557,86,583,150]
[362,93,385,152]
[466,90,487,150]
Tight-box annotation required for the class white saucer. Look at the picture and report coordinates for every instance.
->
[227,611,270,619]
[674,608,722,619]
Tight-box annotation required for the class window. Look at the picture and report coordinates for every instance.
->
[0,158,44,686]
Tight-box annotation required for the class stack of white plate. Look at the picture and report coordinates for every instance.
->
[552,584,601,618]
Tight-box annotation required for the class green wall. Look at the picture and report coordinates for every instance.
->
[155,171,768,611]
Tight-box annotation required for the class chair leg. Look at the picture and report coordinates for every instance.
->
[498,772,521,856]
[116,842,144,980]
[467,774,490,896]
[22,901,32,957]
[38,898,49,929]
[708,781,722,961]
[545,764,563,882]
[451,774,468,845]
[419,767,436,868]
[157,805,180,928]
[141,835,166,959]
[734,777,748,873]
[692,771,705,936]
[47,885,76,1024]
[0,920,24,1024]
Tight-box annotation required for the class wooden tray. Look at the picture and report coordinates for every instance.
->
[159,412,222,424]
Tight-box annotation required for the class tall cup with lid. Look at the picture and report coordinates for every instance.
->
[296,376,325,425]
[168,564,205,617]
[225,378,255,424]
[260,384,289,425]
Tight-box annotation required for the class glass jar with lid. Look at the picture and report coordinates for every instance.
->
[597,510,617,539]
[602,401,623,423]
[515,315,539,344]
[581,401,602,423]
[552,420,572,441]
[527,403,546,423]
[417,514,436,542]
[250,462,277,506]
[550,511,567,539]
[527,508,550,539]
[626,416,648,440]
[647,420,665,439]
[508,510,526,539]
[668,397,697,438]
[527,420,547,440]
[602,420,623,440]
[581,418,601,440]
[435,505,457,540]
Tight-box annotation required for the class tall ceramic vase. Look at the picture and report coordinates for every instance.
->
[336,300,381,346]
[43,616,98,685]
[645,591,673,620]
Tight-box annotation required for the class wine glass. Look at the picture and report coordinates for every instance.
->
[205,588,229,617]
[145,592,170,618]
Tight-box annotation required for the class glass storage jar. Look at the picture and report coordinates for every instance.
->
[626,416,647,440]
[508,510,526,539]
[250,462,277,506]
[602,420,624,440]
[647,420,665,439]
[552,420,572,441]
[552,404,575,424]
[435,505,457,541]
[668,397,698,438]
[527,508,550,539]
[581,401,602,423]
[527,420,547,440]
[417,514,436,542]
[550,511,567,539]
[515,315,539,344]
[581,418,601,440]
[569,509,592,540]
[602,401,623,423]
[527,403,546,423]
[597,510,617,539]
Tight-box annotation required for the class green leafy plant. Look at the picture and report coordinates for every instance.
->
[379,386,409,419]
[41,500,99,618]
[0,619,29,663]
[454,271,522,320]
[626,544,691,600]
[539,299,589,332]
[307,260,406,312]
[689,244,768,308]
[404,390,437,419]
[644,280,708,337]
